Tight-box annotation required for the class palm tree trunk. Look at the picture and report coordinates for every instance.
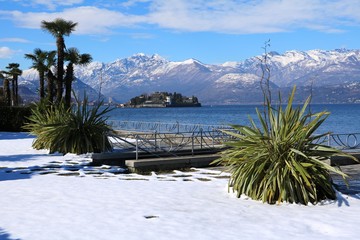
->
[56,37,65,103]
[39,71,45,99]
[64,63,73,109]
[11,78,15,106]
[14,76,19,106]
[47,70,55,103]
[4,79,11,106]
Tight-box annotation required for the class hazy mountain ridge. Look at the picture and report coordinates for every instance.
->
[19,49,360,104]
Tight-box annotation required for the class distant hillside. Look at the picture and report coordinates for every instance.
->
[19,49,360,104]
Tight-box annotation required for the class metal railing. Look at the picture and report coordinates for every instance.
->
[108,129,232,160]
[107,120,230,133]
[106,120,360,160]
[324,133,360,150]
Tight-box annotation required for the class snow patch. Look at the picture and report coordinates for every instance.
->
[0,132,359,240]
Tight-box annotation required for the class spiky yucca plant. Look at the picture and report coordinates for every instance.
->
[25,96,114,154]
[216,86,354,205]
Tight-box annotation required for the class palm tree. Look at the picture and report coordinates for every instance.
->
[25,48,48,99]
[0,72,3,105]
[64,48,92,108]
[5,63,22,106]
[1,71,11,106]
[41,18,78,104]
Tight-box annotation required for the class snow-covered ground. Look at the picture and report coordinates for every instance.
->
[1,132,360,240]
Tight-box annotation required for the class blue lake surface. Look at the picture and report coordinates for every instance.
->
[107,104,360,134]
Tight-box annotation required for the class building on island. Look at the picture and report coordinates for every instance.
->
[127,92,201,108]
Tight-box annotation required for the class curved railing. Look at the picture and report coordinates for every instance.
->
[325,133,360,150]
[110,129,233,150]
[107,120,230,133]
[107,121,360,159]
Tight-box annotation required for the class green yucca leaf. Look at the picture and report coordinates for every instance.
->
[25,96,114,155]
[300,162,313,167]
[221,129,245,139]
[215,85,354,205]
[299,95,311,116]
[255,108,269,134]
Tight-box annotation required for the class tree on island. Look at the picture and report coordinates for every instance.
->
[128,92,200,107]
[172,92,183,104]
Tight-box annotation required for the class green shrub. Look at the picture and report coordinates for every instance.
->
[215,86,355,205]
[0,106,32,132]
[24,97,114,154]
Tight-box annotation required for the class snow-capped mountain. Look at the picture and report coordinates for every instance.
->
[236,49,360,87]
[19,49,360,104]
[19,69,103,102]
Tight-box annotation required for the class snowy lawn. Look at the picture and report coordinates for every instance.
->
[0,132,360,240]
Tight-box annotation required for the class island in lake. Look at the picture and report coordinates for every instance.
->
[126,92,201,108]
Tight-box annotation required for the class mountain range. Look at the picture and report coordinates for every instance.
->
[19,49,360,105]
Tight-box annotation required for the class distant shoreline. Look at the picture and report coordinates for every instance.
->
[130,102,201,108]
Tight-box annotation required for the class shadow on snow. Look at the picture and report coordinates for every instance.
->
[0,228,20,240]
[0,132,34,140]
[0,154,51,163]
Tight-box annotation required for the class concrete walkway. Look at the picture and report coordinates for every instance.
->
[92,150,360,194]
[332,164,360,194]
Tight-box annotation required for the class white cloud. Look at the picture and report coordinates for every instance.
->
[39,0,83,6]
[59,7,145,34]
[0,38,30,43]
[121,0,151,8]
[43,0,84,10]
[2,7,145,35]
[1,0,84,11]
[1,0,360,35]
[146,0,360,33]
[12,0,84,10]
[128,33,155,39]
[0,47,16,58]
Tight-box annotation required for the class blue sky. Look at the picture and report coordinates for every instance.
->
[1,0,360,70]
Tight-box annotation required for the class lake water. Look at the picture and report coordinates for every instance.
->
[107,104,360,134]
